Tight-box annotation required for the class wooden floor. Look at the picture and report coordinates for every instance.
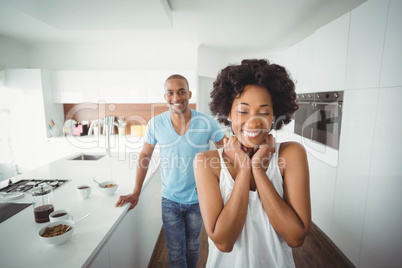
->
[148,222,355,268]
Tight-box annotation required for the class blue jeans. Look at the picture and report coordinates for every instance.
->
[162,197,203,268]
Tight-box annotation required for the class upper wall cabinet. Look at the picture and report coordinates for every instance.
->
[97,70,146,103]
[380,0,402,87]
[296,33,317,93]
[52,70,99,103]
[314,13,350,92]
[344,0,388,89]
[295,12,349,94]
[51,70,196,103]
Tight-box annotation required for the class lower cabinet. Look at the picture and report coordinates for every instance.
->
[88,168,162,267]
[88,242,110,268]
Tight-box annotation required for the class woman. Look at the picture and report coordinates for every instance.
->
[194,59,311,267]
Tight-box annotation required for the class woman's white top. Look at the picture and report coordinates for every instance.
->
[206,144,295,268]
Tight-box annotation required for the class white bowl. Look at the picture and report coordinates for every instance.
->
[98,180,119,196]
[38,219,74,246]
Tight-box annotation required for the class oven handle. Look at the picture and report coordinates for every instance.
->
[313,102,342,107]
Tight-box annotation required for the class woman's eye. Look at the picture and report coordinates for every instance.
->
[259,113,270,115]
[237,111,247,114]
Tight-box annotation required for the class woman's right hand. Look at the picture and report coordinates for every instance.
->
[223,135,251,170]
[115,192,140,211]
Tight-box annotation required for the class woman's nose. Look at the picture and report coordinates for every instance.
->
[245,116,268,129]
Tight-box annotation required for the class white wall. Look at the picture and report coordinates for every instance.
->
[197,76,215,116]
[223,0,402,267]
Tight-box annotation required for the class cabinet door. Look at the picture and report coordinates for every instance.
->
[314,13,349,92]
[98,70,146,103]
[307,154,338,238]
[344,0,388,89]
[88,241,110,268]
[52,70,98,103]
[359,86,402,268]
[108,168,162,267]
[296,34,317,93]
[331,88,378,266]
[380,0,402,87]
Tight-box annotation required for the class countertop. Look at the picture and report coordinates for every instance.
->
[0,151,160,267]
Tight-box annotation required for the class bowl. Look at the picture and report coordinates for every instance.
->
[38,219,74,246]
[98,180,119,196]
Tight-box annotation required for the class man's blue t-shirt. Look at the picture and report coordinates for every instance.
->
[145,109,224,204]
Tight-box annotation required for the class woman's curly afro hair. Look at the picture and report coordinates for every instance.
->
[210,59,298,130]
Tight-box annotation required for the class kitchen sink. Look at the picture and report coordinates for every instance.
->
[69,154,105,161]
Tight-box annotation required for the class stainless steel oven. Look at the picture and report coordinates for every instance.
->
[294,91,343,150]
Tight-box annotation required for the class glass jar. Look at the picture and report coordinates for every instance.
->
[31,185,54,223]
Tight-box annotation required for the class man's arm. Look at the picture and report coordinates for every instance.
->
[115,142,155,210]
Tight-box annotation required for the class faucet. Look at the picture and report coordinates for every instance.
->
[88,116,118,157]
[104,116,116,158]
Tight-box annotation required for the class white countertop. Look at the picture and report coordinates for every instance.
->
[0,151,160,268]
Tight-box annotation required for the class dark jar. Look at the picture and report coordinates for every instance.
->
[31,185,54,223]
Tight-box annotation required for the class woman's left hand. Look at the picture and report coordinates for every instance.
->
[251,134,276,172]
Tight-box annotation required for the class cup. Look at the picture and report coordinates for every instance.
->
[49,209,73,222]
[77,185,92,199]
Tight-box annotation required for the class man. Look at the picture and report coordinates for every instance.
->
[116,74,224,267]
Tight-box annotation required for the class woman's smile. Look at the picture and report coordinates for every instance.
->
[241,129,263,138]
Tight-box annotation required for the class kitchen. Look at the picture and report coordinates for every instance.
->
[0,0,401,267]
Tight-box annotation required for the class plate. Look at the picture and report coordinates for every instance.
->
[63,119,77,135]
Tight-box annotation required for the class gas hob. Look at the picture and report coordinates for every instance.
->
[0,179,70,193]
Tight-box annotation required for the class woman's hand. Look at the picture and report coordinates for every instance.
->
[251,134,276,172]
[223,135,251,170]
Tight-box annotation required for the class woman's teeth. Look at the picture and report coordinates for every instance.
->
[242,130,262,138]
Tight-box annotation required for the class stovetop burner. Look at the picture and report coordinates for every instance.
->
[0,179,70,193]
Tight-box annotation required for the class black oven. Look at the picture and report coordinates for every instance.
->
[294,91,343,150]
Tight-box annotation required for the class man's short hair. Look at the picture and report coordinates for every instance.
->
[165,74,189,89]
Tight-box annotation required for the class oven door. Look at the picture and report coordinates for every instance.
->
[294,102,316,140]
[312,102,342,150]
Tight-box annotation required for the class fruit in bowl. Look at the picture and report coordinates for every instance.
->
[98,180,119,195]
[38,219,74,246]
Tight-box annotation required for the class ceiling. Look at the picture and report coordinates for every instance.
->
[0,0,366,52]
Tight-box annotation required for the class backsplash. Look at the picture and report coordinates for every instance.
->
[63,103,197,135]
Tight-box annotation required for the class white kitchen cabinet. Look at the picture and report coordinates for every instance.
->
[52,70,99,103]
[359,86,402,268]
[52,69,197,103]
[97,70,147,103]
[108,168,162,267]
[296,33,317,93]
[380,0,402,87]
[88,241,110,268]
[331,88,379,266]
[307,152,338,238]
[314,13,349,92]
[344,0,388,89]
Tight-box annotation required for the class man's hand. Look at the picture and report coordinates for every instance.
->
[115,193,140,211]
[251,134,276,172]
